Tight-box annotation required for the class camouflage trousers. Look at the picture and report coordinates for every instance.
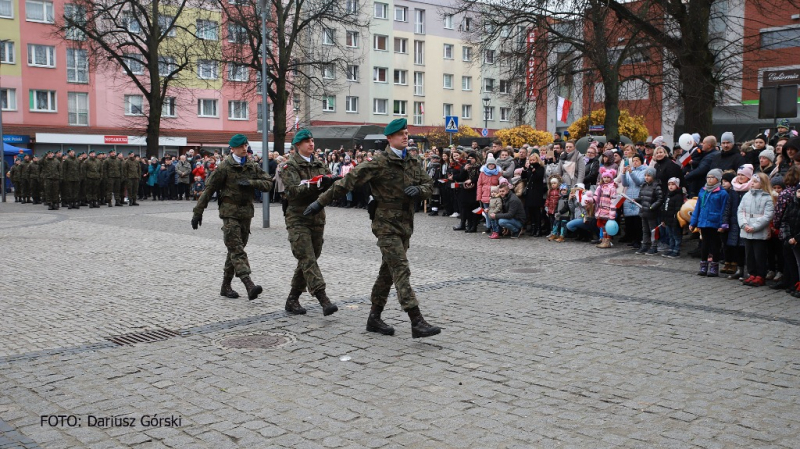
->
[29,179,41,202]
[222,217,252,279]
[288,223,326,295]
[64,180,80,203]
[44,179,60,205]
[85,179,100,201]
[370,234,419,311]
[125,179,139,202]
[106,178,122,203]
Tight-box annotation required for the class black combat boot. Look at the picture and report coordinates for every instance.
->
[80,201,89,206]
[366,304,394,336]
[131,200,139,206]
[314,290,338,316]
[108,201,113,207]
[220,275,240,299]
[48,203,55,210]
[74,202,80,209]
[406,306,441,338]
[240,276,262,300]
[284,289,307,315]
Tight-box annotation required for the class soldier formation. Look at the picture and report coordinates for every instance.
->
[7,149,142,209]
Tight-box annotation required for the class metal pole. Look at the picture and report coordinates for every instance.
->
[260,0,270,228]
[0,48,5,203]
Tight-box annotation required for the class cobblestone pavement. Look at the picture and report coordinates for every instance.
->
[1,200,800,448]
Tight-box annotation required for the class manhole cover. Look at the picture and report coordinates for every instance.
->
[610,258,661,267]
[509,268,541,273]
[217,332,295,350]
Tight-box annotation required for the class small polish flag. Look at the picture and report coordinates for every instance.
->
[300,175,324,187]
[614,196,626,209]
[438,179,448,183]
[651,225,660,241]
[577,190,583,204]
[472,206,485,215]
[678,152,692,167]
[557,96,572,123]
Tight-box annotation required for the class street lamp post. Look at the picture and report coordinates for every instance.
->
[0,39,8,203]
[258,0,270,228]
[482,96,491,137]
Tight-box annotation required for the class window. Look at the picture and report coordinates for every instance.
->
[25,0,53,22]
[394,38,407,53]
[159,15,176,37]
[228,100,248,120]
[66,48,88,83]
[462,17,472,32]
[27,44,55,67]
[198,99,218,117]
[122,53,144,74]
[322,28,334,45]
[620,78,649,100]
[413,101,423,125]
[393,100,407,115]
[499,80,511,94]
[322,96,335,112]
[461,104,471,119]
[0,0,13,18]
[607,46,651,65]
[1,41,14,64]
[500,107,511,121]
[444,14,453,29]
[414,40,424,64]
[413,71,424,96]
[443,44,453,59]
[158,56,176,77]
[462,46,472,61]
[414,9,425,34]
[762,26,800,49]
[374,35,388,50]
[373,98,387,114]
[442,103,452,117]
[125,94,144,115]
[228,63,248,81]
[64,4,86,40]
[484,50,495,64]
[346,31,359,47]
[345,0,357,14]
[162,97,176,117]
[373,67,387,83]
[1,88,17,110]
[394,6,407,21]
[462,76,472,91]
[346,64,359,81]
[393,69,407,85]
[484,78,495,92]
[485,106,494,121]
[122,11,140,33]
[256,102,274,130]
[197,60,218,79]
[196,20,218,40]
[67,92,88,126]
[345,96,358,113]
[228,24,248,43]
[443,74,453,89]
[322,63,335,79]
[30,89,56,112]
[374,2,387,19]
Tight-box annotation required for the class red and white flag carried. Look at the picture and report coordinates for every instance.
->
[557,96,572,123]
[678,152,692,167]
[300,175,324,188]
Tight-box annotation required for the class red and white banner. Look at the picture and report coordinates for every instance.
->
[104,135,128,144]
[526,27,536,102]
[678,152,692,167]
[557,96,571,123]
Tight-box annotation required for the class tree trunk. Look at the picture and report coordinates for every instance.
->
[272,77,288,154]
[145,0,162,159]
[602,78,620,141]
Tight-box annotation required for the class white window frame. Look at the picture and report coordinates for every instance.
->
[122,53,144,75]
[122,11,140,33]
[322,95,335,112]
[413,101,423,125]
[30,90,57,112]
[322,63,335,79]
[414,40,424,65]
[159,15,177,37]
[393,100,407,116]
[486,106,495,121]
[345,0,357,14]
[499,79,511,94]
[442,103,452,118]
[196,19,218,41]
[374,2,387,19]
[197,98,218,117]
[484,78,495,92]
[228,100,248,120]
[162,96,176,117]
[414,9,425,34]
[373,98,388,115]
[67,92,89,126]
[394,6,407,22]
[500,107,511,122]
[197,60,218,80]
[27,44,55,68]
[443,43,453,59]
[393,69,407,85]
[25,0,53,23]
[227,63,248,82]
[322,28,335,45]
[463,46,472,61]
[0,0,14,18]
[346,30,359,48]
[1,41,15,64]
[394,37,407,54]
[374,34,388,51]
[462,76,472,91]
[413,71,424,96]
[346,64,359,81]
[228,23,248,43]
[64,4,86,41]
[373,66,387,83]
[124,94,144,116]
[444,14,453,29]
[484,49,495,64]
[158,55,177,78]
[443,73,453,89]
[66,48,88,83]
[345,96,358,113]
[462,104,471,119]
[1,88,17,111]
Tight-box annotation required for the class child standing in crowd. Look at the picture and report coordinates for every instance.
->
[594,168,618,248]
[635,167,664,255]
[487,186,504,239]
[550,184,570,243]
[621,154,646,248]
[191,175,205,201]
[738,173,775,286]
[660,177,685,258]
[689,168,729,277]
[566,187,597,241]
[722,166,753,279]
[545,175,562,239]
[478,154,502,228]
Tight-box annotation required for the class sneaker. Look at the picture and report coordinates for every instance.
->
[661,251,674,258]
[635,246,649,255]
[667,252,680,259]
[645,247,659,256]
[450,212,460,218]
[489,232,500,240]
[631,243,641,249]
[554,235,564,242]
[766,271,776,280]
[511,229,524,239]
[774,272,783,282]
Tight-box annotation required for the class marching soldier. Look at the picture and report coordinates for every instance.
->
[191,134,273,300]
[279,129,338,316]
[78,152,89,206]
[62,148,81,209]
[103,149,123,206]
[123,152,141,205]
[83,150,102,207]
[8,159,21,202]
[19,154,31,203]
[97,152,107,205]
[304,118,441,338]
[41,150,62,210]
[28,156,42,204]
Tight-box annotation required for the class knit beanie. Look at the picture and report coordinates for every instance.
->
[668,177,681,187]
[707,168,723,181]
[721,172,735,183]
[785,137,800,153]
[737,164,754,179]
[759,149,775,163]
[692,133,702,146]
[644,167,656,177]
[721,132,735,143]
[486,154,497,165]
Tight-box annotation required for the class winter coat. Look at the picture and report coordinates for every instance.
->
[685,148,719,191]
[653,158,684,195]
[594,182,618,220]
[524,164,545,209]
[737,188,775,240]
[568,194,590,222]
[556,149,586,187]
[192,165,206,181]
[690,186,728,229]
[584,156,601,188]
[157,167,172,187]
[708,148,746,173]
[496,192,526,222]
[147,163,159,187]
[622,165,646,217]
[636,181,663,218]
[723,189,746,246]
[779,196,800,243]
[477,169,502,203]
[495,156,515,181]
[83,157,102,180]
[773,184,799,232]
[555,194,570,220]
[662,188,684,228]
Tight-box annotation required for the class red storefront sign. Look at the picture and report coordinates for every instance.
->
[104,135,129,144]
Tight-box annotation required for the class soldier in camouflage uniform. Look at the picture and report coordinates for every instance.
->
[28,156,42,204]
[123,151,141,206]
[19,155,31,203]
[305,118,441,338]
[83,150,102,207]
[41,150,62,210]
[103,149,123,206]
[97,152,107,205]
[78,152,89,206]
[192,134,273,300]
[62,148,82,209]
[8,159,21,202]
[279,129,338,316]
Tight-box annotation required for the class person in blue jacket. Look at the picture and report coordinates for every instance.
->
[146,158,159,199]
[689,168,729,277]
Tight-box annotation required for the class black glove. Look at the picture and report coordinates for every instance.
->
[191,214,202,230]
[238,179,251,187]
[404,186,421,197]
[320,175,336,190]
[303,201,324,216]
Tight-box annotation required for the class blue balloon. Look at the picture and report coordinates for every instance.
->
[605,220,619,236]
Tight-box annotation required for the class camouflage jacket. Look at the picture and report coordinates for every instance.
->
[103,157,123,178]
[193,154,273,220]
[28,161,41,179]
[40,157,62,180]
[83,157,102,179]
[317,146,432,237]
[9,164,20,183]
[280,152,332,226]
[19,161,31,180]
[123,158,141,179]
[62,156,81,181]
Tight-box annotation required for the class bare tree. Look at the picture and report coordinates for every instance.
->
[56,0,215,157]
[218,0,370,152]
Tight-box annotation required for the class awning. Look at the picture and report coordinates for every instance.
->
[674,104,799,141]
[35,133,187,146]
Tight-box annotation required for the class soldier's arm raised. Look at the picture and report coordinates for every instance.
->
[316,158,378,207]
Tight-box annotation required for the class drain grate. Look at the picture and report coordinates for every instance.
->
[106,328,181,346]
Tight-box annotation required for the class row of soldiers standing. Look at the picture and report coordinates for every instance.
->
[6,149,142,209]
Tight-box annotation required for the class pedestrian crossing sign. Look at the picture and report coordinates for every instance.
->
[445,116,459,133]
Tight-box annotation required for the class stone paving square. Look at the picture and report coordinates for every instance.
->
[1,200,800,448]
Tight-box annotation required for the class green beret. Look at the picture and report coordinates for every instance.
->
[384,118,407,136]
[229,133,248,148]
[88,149,96,153]
[292,129,313,145]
